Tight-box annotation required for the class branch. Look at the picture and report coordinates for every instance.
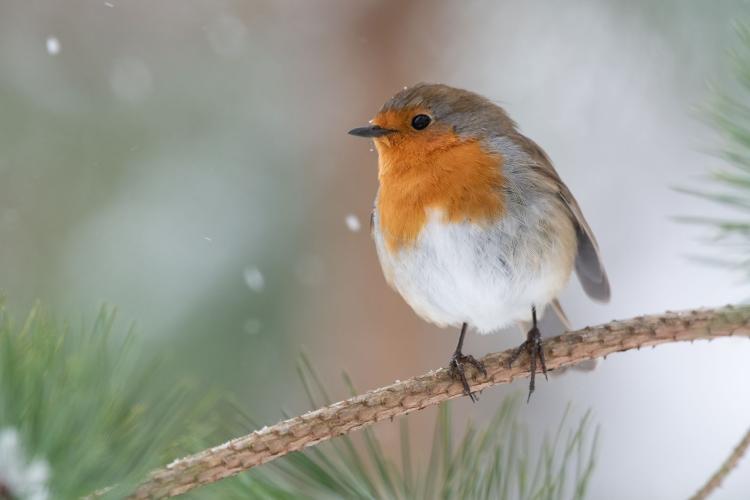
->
[132,306,750,499]
[690,425,750,500]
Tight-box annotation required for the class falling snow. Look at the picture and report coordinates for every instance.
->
[345,214,361,232]
[45,37,60,55]
[243,266,265,292]
[0,428,50,500]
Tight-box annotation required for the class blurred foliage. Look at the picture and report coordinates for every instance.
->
[0,303,217,499]
[678,23,750,275]
[0,305,597,499]
[198,356,598,500]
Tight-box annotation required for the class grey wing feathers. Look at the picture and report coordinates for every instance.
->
[558,185,611,302]
[515,134,611,303]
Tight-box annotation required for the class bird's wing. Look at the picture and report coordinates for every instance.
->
[515,134,611,303]
[557,175,611,302]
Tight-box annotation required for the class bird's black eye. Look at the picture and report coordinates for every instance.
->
[411,114,431,130]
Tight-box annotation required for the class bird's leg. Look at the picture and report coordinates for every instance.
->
[448,323,487,402]
[506,306,548,402]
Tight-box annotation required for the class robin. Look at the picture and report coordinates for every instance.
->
[349,83,610,402]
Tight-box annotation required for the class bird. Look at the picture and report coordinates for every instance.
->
[348,83,610,402]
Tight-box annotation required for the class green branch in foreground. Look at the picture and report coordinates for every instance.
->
[131,306,750,499]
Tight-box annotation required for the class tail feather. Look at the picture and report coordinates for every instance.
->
[550,298,572,331]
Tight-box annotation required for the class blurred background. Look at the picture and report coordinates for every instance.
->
[2,1,750,498]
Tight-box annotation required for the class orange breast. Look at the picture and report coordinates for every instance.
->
[376,135,505,251]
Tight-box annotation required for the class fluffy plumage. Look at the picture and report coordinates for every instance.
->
[368,83,610,333]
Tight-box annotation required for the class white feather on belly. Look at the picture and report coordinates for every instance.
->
[374,207,575,334]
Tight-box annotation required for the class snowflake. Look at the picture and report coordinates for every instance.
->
[345,214,361,232]
[243,266,265,292]
[45,37,60,55]
[0,428,50,500]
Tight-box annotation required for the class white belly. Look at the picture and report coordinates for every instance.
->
[374,208,575,334]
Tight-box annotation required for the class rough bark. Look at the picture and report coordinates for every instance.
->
[130,306,750,499]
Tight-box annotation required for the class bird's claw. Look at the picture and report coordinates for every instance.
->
[506,326,548,402]
[449,352,486,403]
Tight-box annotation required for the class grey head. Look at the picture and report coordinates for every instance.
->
[380,83,518,139]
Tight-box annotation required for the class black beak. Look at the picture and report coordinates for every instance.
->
[348,125,395,138]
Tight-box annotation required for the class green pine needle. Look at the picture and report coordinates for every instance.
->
[681,22,750,268]
[0,304,217,499]
[209,354,598,500]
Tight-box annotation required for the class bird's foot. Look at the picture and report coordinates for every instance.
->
[506,326,548,402]
[449,351,487,403]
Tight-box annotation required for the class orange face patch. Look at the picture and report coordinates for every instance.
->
[373,109,505,251]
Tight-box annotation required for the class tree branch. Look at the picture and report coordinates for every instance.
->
[132,306,750,499]
[690,424,750,500]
